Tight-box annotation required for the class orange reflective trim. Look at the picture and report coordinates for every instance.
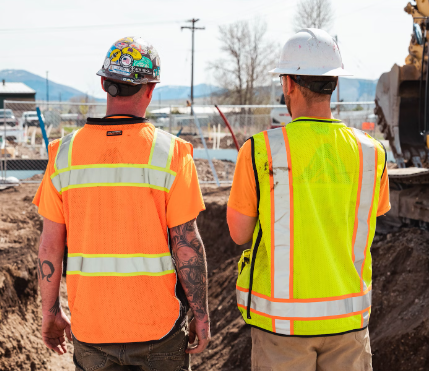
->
[236,284,372,303]
[237,304,371,321]
[283,127,294,299]
[263,130,275,298]
[351,131,363,262]
[290,321,294,335]
[272,318,276,332]
[360,313,364,328]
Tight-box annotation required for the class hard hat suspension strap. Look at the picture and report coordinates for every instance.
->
[290,75,337,95]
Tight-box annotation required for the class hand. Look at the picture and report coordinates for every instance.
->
[187,317,211,354]
[41,309,72,355]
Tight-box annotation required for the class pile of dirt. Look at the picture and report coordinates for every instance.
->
[0,185,67,371]
[195,159,235,183]
[370,227,429,371]
[2,184,429,371]
[180,132,247,150]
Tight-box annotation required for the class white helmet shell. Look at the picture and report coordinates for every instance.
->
[270,28,352,77]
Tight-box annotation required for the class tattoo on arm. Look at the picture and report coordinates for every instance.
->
[170,219,208,321]
[38,259,55,283]
[49,296,60,316]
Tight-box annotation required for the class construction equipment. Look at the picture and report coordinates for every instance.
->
[375,2,429,227]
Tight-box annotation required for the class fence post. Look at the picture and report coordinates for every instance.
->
[191,105,220,187]
[36,107,49,155]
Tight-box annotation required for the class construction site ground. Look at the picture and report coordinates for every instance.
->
[0,160,428,370]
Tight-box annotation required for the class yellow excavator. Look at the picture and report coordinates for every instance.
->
[375,1,429,227]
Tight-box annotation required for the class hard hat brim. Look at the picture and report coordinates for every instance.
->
[96,69,161,84]
[269,67,353,77]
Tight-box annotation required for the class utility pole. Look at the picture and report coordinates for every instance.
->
[181,19,205,104]
[46,71,49,105]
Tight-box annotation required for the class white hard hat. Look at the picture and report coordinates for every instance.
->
[270,28,352,77]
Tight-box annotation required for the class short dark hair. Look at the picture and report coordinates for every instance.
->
[291,75,338,103]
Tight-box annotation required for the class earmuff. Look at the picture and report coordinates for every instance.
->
[103,80,143,97]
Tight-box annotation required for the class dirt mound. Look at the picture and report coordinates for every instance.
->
[180,132,247,150]
[0,185,73,371]
[2,184,429,371]
[195,160,235,183]
[370,227,429,371]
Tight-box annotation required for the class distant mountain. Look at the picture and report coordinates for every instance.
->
[153,84,224,101]
[0,69,104,102]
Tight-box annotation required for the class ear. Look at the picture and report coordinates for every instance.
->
[286,75,296,94]
[145,83,156,100]
[101,77,106,92]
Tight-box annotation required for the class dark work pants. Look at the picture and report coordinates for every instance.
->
[73,322,190,371]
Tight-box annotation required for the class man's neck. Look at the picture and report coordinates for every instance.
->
[291,103,334,121]
[105,107,146,117]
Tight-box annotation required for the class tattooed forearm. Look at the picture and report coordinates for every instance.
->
[49,296,61,316]
[38,259,55,282]
[171,219,208,321]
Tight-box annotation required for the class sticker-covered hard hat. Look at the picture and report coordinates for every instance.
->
[97,37,161,84]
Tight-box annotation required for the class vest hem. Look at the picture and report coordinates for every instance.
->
[247,324,368,338]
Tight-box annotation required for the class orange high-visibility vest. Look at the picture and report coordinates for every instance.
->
[50,117,191,343]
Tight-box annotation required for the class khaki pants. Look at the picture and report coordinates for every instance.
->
[251,327,372,371]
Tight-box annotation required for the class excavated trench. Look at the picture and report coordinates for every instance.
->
[0,179,428,371]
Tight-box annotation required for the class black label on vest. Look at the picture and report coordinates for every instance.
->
[107,130,122,136]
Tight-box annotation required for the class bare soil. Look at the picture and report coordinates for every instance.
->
[1,180,429,370]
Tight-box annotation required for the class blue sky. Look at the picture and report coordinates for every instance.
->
[0,0,411,98]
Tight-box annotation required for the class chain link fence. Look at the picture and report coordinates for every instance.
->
[0,100,378,185]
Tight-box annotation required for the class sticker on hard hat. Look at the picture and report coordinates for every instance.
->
[131,66,152,74]
[103,58,110,69]
[115,42,129,50]
[119,54,133,67]
[110,49,121,62]
[133,57,153,69]
[122,47,142,60]
[108,65,130,76]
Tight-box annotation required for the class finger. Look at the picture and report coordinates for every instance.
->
[65,325,72,342]
[186,339,209,354]
[44,337,64,355]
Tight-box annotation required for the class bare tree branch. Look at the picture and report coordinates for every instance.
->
[293,0,334,32]
[209,19,277,105]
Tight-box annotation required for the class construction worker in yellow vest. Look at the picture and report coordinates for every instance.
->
[227,28,390,371]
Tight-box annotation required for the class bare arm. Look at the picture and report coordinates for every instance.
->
[227,206,257,245]
[38,218,71,355]
[170,219,210,354]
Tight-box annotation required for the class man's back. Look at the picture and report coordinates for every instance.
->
[34,116,203,343]
[231,117,389,336]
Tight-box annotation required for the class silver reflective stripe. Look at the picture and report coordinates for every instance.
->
[362,310,370,327]
[275,319,291,334]
[267,128,291,299]
[352,128,376,287]
[67,255,175,275]
[236,289,371,319]
[150,129,175,168]
[56,133,73,170]
[51,176,62,193]
[55,167,175,192]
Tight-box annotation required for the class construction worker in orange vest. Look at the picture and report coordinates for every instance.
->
[227,29,390,371]
[33,36,210,371]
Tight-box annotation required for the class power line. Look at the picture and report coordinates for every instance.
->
[0,19,183,34]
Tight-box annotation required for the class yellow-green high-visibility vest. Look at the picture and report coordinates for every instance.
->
[236,117,386,336]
